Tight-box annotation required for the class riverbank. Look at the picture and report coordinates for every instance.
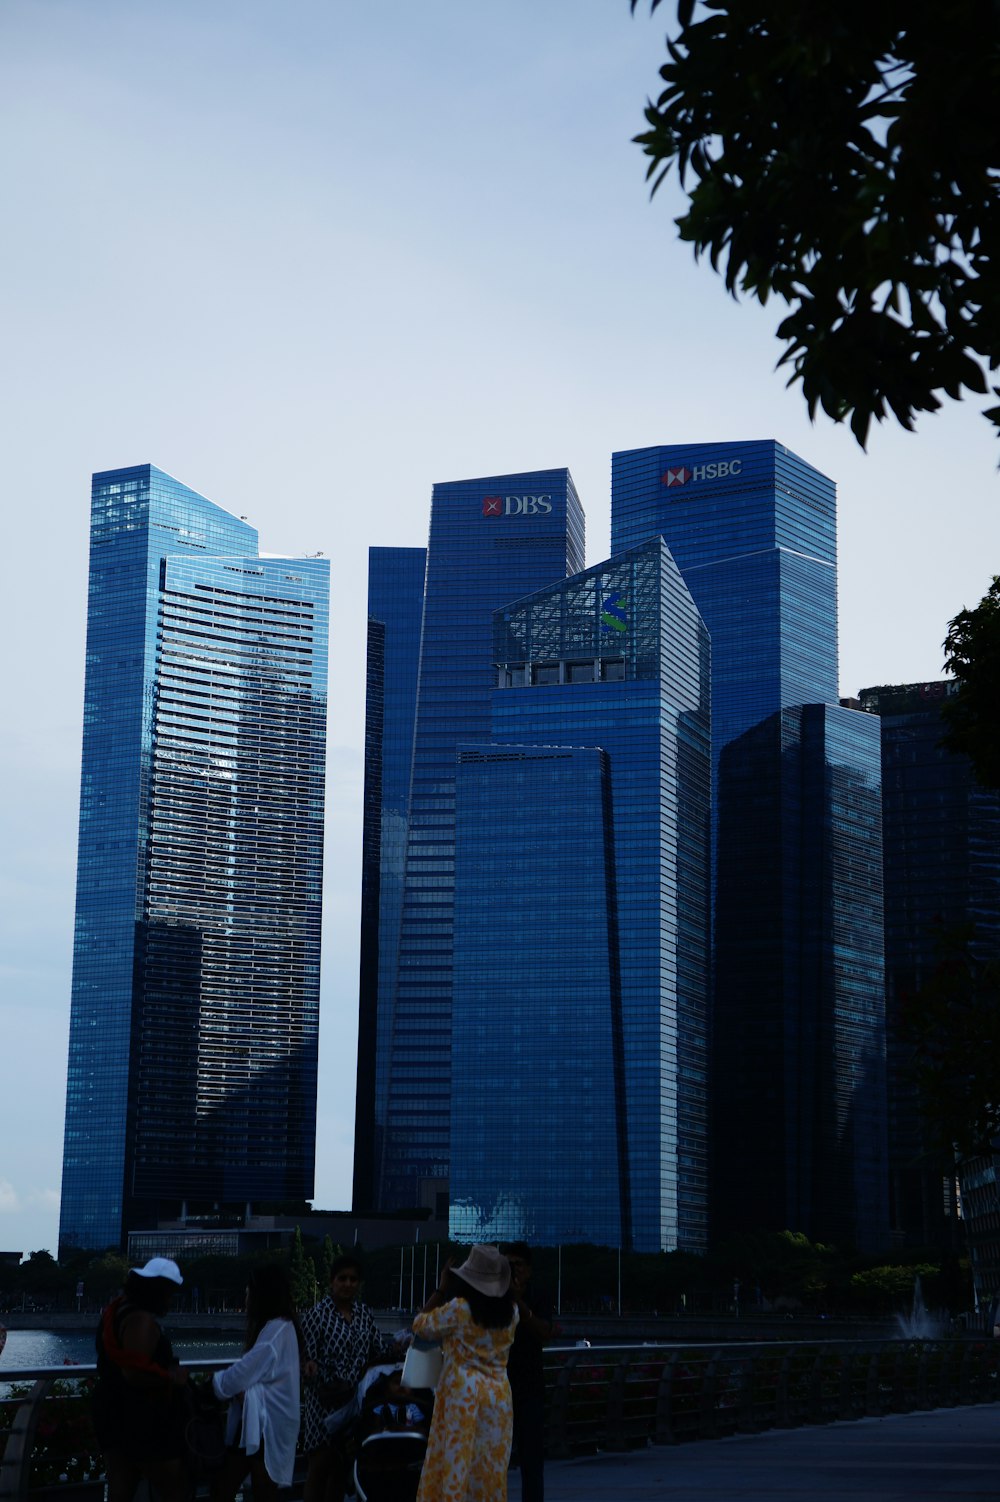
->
[2,1311,245,1333]
[3,1309,909,1342]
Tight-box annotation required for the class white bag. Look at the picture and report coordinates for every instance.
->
[401,1336,444,1390]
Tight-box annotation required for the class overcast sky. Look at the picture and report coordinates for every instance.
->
[2,0,997,1257]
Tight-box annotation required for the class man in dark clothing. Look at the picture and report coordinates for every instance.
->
[502,1243,553,1502]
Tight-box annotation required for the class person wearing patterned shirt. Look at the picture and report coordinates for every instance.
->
[301,1255,387,1502]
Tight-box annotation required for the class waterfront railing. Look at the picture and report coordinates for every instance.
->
[2,1339,998,1501]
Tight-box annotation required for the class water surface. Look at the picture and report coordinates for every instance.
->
[1,1328,241,1371]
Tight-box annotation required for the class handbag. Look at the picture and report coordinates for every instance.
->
[401,1337,444,1391]
[317,1375,356,1410]
[182,1383,228,1477]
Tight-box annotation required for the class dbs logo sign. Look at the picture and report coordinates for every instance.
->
[482,495,553,516]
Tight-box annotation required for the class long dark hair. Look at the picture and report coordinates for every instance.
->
[245,1263,305,1356]
[444,1268,515,1331]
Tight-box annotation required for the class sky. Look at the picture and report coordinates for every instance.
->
[1,0,997,1258]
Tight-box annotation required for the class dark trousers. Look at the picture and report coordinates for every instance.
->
[511,1392,545,1502]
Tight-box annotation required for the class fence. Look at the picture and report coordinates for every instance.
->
[542,1338,998,1456]
[2,1339,998,1501]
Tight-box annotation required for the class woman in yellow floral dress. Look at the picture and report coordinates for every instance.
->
[412,1246,518,1502]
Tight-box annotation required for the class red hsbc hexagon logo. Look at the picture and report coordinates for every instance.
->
[483,495,503,516]
[662,467,691,487]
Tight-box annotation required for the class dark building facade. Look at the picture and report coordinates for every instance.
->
[448,540,711,1252]
[370,472,585,1214]
[59,466,329,1254]
[611,440,838,797]
[858,680,1000,1250]
[713,704,887,1248]
[354,548,426,1212]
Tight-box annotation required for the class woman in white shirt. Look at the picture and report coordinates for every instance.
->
[212,1264,304,1499]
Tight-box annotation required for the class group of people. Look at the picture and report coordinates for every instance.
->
[92,1240,551,1502]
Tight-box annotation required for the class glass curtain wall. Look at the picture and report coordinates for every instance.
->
[452,538,711,1253]
[59,466,328,1253]
[377,472,585,1213]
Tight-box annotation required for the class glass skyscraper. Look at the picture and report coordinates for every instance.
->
[373,471,585,1214]
[59,465,329,1254]
[449,539,711,1252]
[713,704,887,1248]
[612,440,838,788]
[354,547,426,1212]
[451,743,629,1248]
[859,680,1000,1248]
[612,440,887,1250]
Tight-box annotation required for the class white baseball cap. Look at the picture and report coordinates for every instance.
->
[131,1257,183,1286]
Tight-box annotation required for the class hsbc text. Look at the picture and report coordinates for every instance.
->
[692,460,742,481]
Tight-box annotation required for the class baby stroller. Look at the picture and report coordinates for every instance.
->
[351,1363,433,1502]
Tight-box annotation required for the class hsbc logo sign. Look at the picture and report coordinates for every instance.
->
[482,494,553,516]
[661,459,743,487]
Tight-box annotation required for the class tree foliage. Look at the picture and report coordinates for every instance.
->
[320,1235,341,1289]
[941,576,1000,789]
[631,1,1000,446]
[711,1229,837,1301]
[85,1252,131,1303]
[901,924,1000,1158]
[850,1262,938,1312]
[289,1225,318,1310]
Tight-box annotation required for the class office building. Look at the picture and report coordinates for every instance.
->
[59,465,329,1254]
[858,680,1000,1248]
[612,441,887,1249]
[713,703,887,1248]
[612,440,838,787]
[448,539,711,1252]
[354,547,426,1212]
[371,471,585,1214]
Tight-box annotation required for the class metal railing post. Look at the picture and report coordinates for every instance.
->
[545,1350,579,1460]
[0,1380,51,1502]
[699,1350,719,1439]
[605,1350,632,1451]
[654,1351,680,1444]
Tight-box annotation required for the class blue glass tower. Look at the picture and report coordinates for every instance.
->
[354,548,426,1212]
[714,704,887,1249]
[859,680,1000,1248]
[612,441,887,1249]
[451,745,630,1248]
[612,440,838,787]
[449,539,711,1252]
[59,465,329,1254]
[376,472,585,1213]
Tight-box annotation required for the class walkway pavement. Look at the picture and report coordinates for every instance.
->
[508,1405,1000,1501]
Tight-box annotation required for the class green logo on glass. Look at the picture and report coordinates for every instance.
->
[601,593,628,633]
